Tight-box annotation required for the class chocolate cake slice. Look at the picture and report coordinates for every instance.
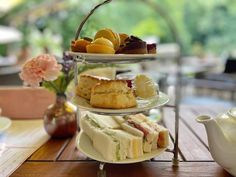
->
[117,36,147,54]
[147,43,157,54]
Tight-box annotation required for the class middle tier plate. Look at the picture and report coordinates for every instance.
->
[73,92,169,115]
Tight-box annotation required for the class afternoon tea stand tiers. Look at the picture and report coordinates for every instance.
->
[69,52,181,177]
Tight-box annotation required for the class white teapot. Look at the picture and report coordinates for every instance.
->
[196,107,236,176]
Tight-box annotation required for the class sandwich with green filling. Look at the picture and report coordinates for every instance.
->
[80,112,120,140]
[102,129,143,159]
[93,128,126,161]
[80,113,143,161]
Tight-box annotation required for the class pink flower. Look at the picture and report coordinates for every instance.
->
[19,54,62,87]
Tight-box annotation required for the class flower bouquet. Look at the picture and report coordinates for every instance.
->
[19,53,77,138]
[20,53,74,96]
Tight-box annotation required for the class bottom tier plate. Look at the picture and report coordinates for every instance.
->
[76,131,167,164]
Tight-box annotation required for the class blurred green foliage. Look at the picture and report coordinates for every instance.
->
[1,0,236,56]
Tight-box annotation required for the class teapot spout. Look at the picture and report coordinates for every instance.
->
[196,115,220,148]
[196,115,225,147]
[196,115,213,124]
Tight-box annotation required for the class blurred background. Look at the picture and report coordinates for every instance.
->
[0,0,235,105]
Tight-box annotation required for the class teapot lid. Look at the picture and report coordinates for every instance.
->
[227,108,236,118]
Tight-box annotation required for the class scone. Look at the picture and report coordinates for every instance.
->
[134,74,158,99]
[90,80,137,109]
[76,74,109,100]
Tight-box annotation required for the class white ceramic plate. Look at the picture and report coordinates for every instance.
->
[0,116,11,134]
[66,51,157,64]
[76,131,167,164]
[73,92,169,115]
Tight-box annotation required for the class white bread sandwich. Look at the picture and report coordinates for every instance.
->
[93,128,126,161]
[112,116,126,124]
[127,120,158,152]
[80,112,120,139]
[80,113,144,161]
[79,112,169,161]
[146,120,169,148]
[112,115,144,138]
[118,114,169,152]
[121,123,144,138]
[103,129,143,158]
[90,80,137,109]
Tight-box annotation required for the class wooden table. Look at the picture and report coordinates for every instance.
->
[10,105,233,177]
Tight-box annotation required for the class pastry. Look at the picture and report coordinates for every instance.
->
[76,74,109,100]
[94,29,120,51]
[119,33,129,46]
[71,38,92,52]
[147,43,157,54]
[134,74,158,98]
[117,36,147,54]
[86,37,115,54]
[90,80,137,109]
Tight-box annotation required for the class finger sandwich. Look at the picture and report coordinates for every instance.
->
[114,114,169,152]
[80,112,120,140]
[80,113,143,161]
[103,129,143,159]
[93,128,143,161]
[93,128,126,161]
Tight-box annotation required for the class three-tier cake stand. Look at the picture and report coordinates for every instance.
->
[67,0,182,176]
[67,50,181,177]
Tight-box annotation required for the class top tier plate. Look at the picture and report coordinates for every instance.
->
[66,51,157,64]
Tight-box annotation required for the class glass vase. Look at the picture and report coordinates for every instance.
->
[43,93,78,138]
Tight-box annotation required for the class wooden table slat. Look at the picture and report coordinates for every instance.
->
[153,152,174,161]
[58,133,89,161]
[11,162,232,177]
[28,138,70,161]
[179,105,230,147]
[163,107,213,161]
[179,107,209,146]
[185,105,229,118]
